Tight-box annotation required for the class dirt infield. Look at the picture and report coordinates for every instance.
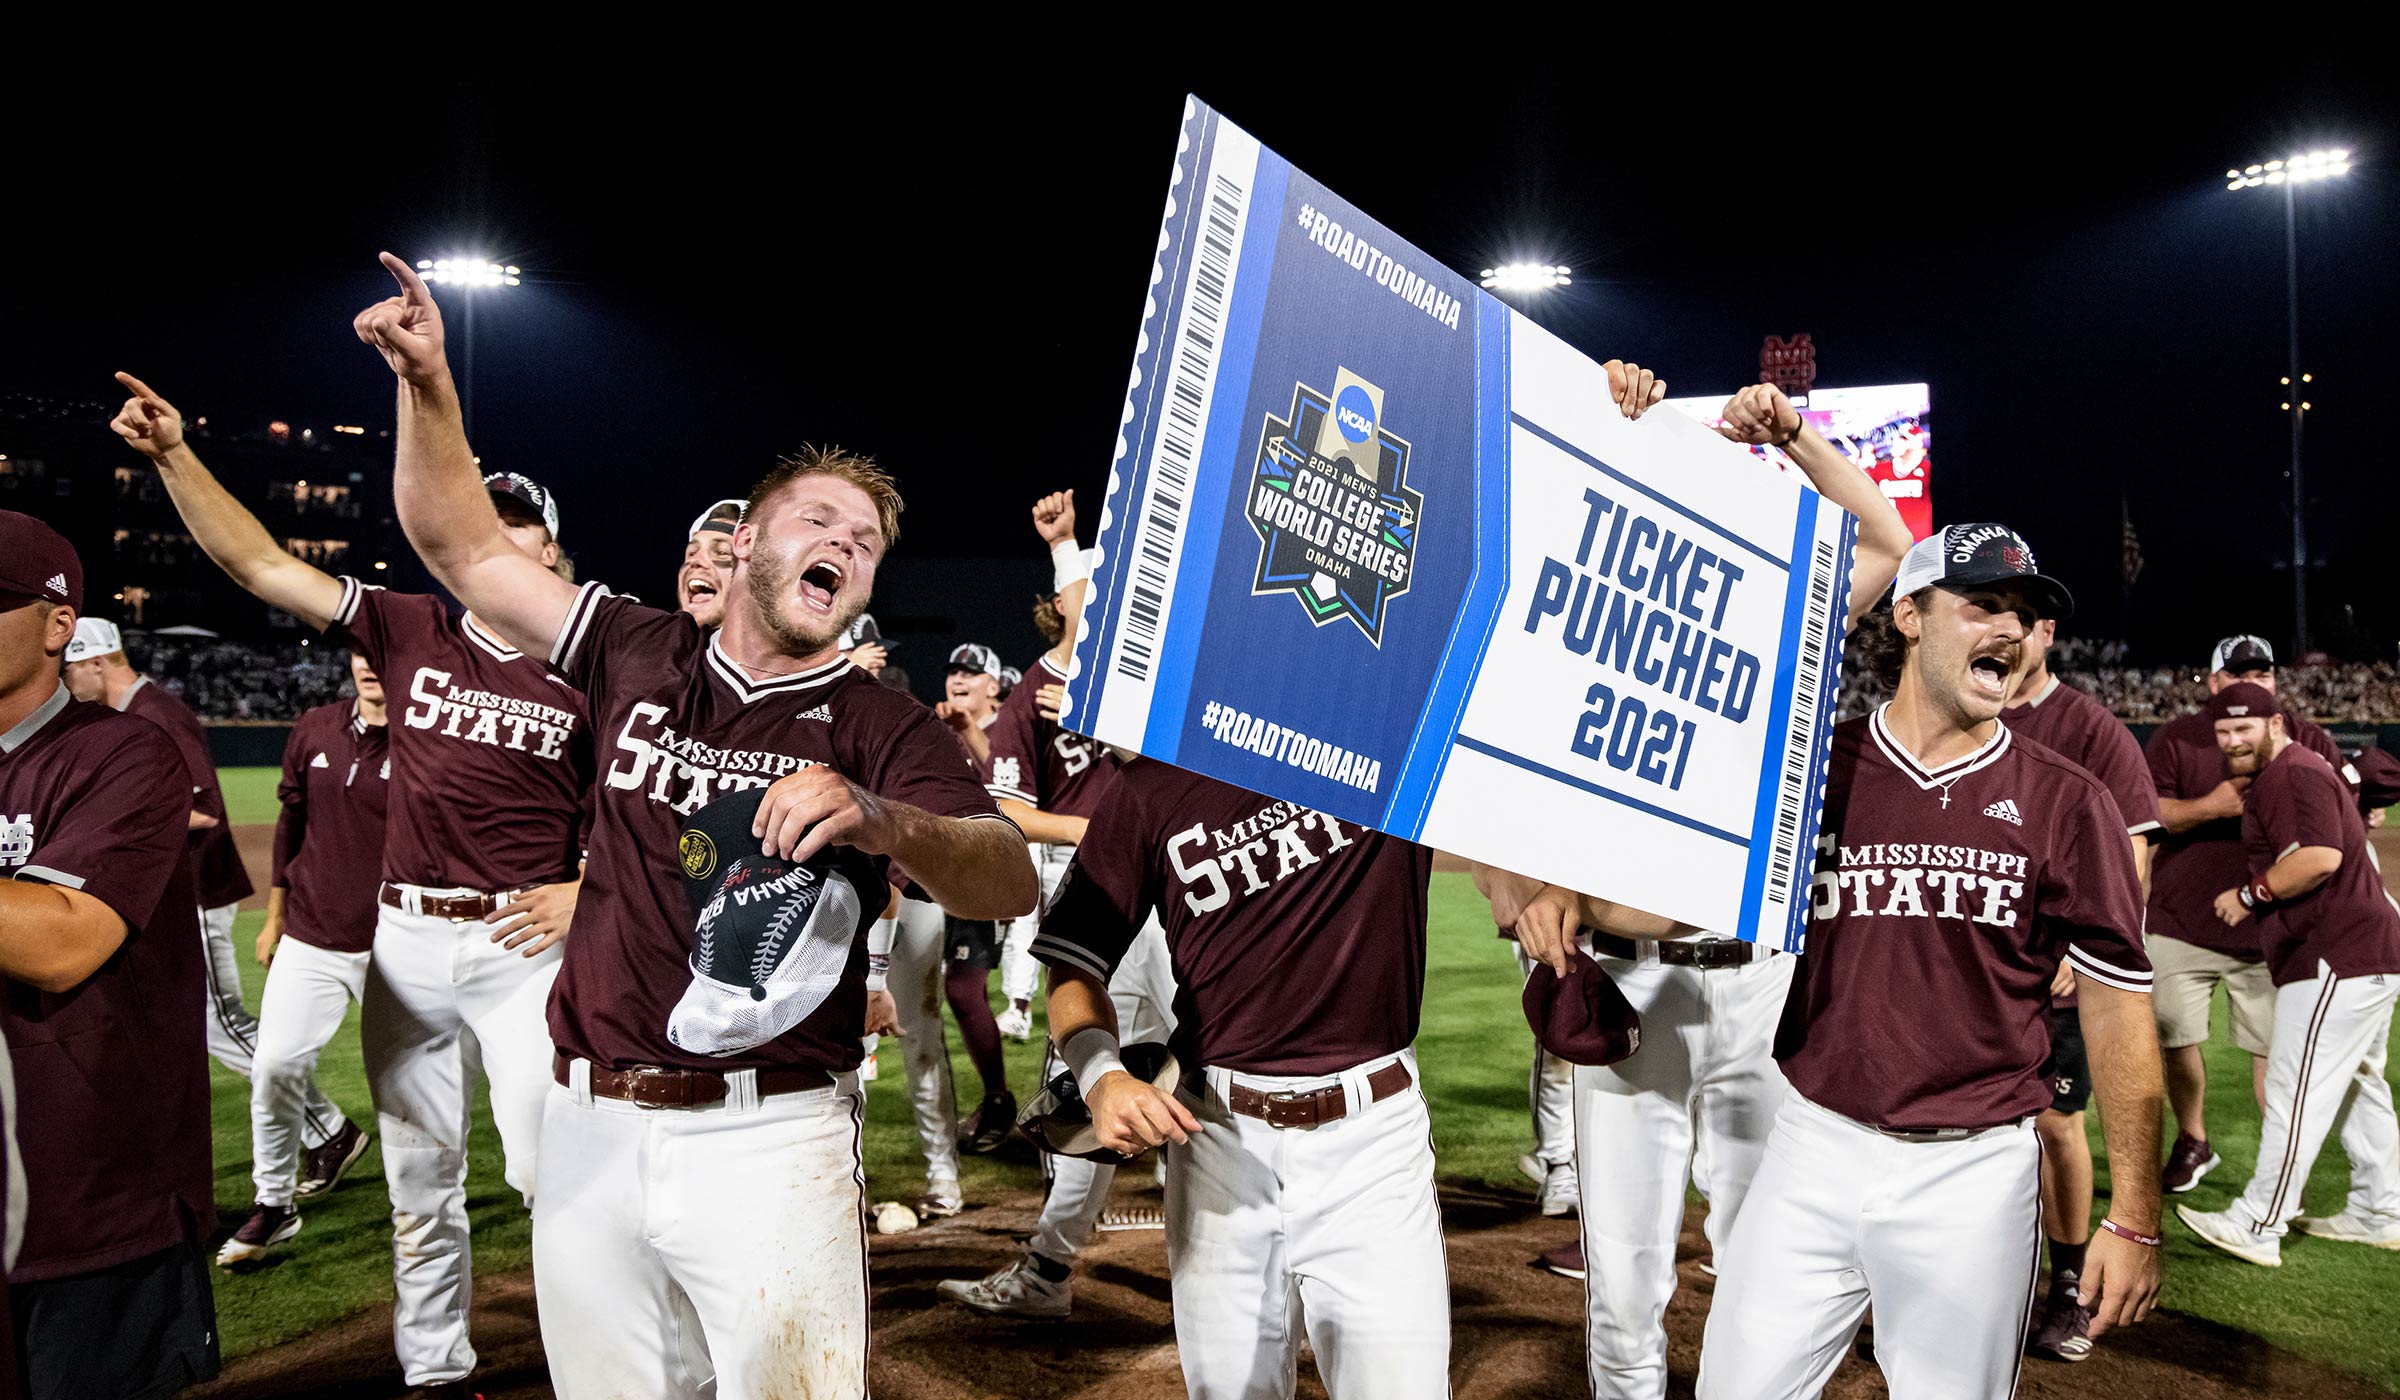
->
[191,1183,2389,1399]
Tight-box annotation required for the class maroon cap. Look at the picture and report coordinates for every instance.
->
[1523,955,1642,1066]
[0,510,81,611]
[2204,681,2279,724]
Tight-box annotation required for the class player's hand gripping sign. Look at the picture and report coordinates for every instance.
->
[1065,98,1855,949]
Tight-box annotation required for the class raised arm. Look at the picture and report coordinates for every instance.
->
[1032,490,1088,672]
[352,252,575,655]
[110,374,345,631]
[1716,383,1912,625]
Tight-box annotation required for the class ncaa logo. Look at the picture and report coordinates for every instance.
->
[1334,384,1376,444]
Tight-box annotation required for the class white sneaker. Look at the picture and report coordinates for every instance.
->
[937,1256,1072,1318]
[2176,1204,2282,1266]
[916,1178,964,1218]
[997,1004,1034,1042]
[1541,1163,1580,1217]
[1518,1153,1548,1188]
[2297,1210,2400,1249]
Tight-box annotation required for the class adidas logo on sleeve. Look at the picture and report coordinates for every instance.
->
[309,753,331,769]
[1983,798,2023,826]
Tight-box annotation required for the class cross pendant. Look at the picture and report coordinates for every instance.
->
[1938,787,1953,809]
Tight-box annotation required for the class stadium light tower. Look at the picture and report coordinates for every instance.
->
[414,258,523,440]
[2222,149,2349,657]
[1480,263,1573,295]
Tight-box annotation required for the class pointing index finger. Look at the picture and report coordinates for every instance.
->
[379,251,434,306]
[113,370,165,406]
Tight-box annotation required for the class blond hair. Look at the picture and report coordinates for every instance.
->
[746,445,904,550]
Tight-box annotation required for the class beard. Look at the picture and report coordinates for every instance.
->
[744,542,864,657]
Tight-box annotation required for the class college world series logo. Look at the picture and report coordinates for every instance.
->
[1245,367,1423,645]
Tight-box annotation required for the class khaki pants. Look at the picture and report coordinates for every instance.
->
[2147,933,2274,1054]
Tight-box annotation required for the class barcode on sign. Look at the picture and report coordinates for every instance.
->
[1761,538,1838,912]
[1113,169,1248,685]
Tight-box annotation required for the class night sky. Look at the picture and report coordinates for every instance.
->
[11,48,2396,663]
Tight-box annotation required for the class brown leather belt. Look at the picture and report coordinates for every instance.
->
[1592,932,1765,969]
[1226,1060,1413,1129]
[379,882,541,922]
[555,1053,833,1110]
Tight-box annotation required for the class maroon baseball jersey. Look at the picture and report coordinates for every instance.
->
[2146,705,2347,958]
[271,701,391,956]
[331,576,591,892]
[986,655,1120,822]
[548,583,1011,1073]
[118,675,253,909]
[1777,708,2151,1131]
[1,687,214,1282]
[1032,758,1433,1076]
[2241,741,2400,985]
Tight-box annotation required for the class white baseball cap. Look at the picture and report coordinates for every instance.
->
[2210,635,2275,675]
[64,617,123,664]
[687,498,745,542]
[947,643,1001,678]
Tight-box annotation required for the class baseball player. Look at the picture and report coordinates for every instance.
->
[352,252,1033,1400]
[61,617,361,1172]
[1030,758,1447,1397]
[0,511,220,1397]
[2176,682,2400,1262]
[2147,635,2357,1194]
[940,497,1185,1320]
[932,641,1016,1150]
[219,650,392,1265]
[2001,616,2162,1363]
[1690,524,2164,1398]
[679,498,746,628]
[112,371,590,1397]
[991,490,1100,1042]
[1492,367,1914,1400]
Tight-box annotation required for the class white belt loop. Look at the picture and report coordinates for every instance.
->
[725,1069,761,1114]
[400,884,422,917]
[568,1057,594,1107]
[1203,1064,1235,1107]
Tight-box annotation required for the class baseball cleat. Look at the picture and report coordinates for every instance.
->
[2296,1210,2400,1249]
[915,1179,965,1218]
[1540,1162,1580,1217]
[937,1257,1072,1318]
[217,1202,303,1266]
[1097,1206,1164,1232]
[2160,1133,2220,1194]
[296,1120,371,1199]
[1532,1239,1585,1280]
[2025,1276,2095,1362]
[996,1004,1034,1042]
[2176,1204,2282,1266]
[959,1090,1018,1155]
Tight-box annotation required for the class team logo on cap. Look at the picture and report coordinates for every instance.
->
[43,574,67,598]
[1245,366,1422,646]
[679,828,717,881]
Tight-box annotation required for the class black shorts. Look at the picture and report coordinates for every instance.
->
[11,1232,219,1400]
[945,916,999,971]
[2040,1006,2090,1115]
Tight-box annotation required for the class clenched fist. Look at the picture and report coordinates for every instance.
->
[1603,360,1666,420]
[1033,490,1078,547]
[353,252,452,388]
[1716,383,1805,448]
[109,373,185,458]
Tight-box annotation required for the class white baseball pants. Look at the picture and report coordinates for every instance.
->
[361,893,562,1386]
[1167,1051,1450,1399]
[202,901,342,1151]
[1030,917,1178,1265]
[251,936,372,1206]
[1001,841,1075,1005]
[1576,948,1793,1400]
[2227,963,2400,1238]
[886,896,960,1184]
[534,1068,869,1400]
[1517,948,1577,1170]
[1698,1093,2041,1400]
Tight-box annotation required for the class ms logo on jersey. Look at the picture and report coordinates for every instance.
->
[1245,367,1423,646]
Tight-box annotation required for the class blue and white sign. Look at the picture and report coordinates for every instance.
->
[1066,97,1856,949]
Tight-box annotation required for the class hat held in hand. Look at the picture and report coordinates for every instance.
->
[1523,953,1642,1066]
[668,786,881,1057]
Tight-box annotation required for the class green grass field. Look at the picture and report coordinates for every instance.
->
[203,772,2400,1387]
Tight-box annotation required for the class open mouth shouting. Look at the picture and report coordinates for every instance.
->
[796,557,846,616]
[1967,649,2016,702]
[680,571,719,609]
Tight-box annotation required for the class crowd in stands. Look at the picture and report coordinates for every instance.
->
[1834,633,2400,725]
[137,636,353,721]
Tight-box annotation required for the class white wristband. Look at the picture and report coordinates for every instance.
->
[1051,538,1091,594]
[1062,1026,1126,1094]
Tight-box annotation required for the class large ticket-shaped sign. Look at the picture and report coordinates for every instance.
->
[1066,98,1855,949]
